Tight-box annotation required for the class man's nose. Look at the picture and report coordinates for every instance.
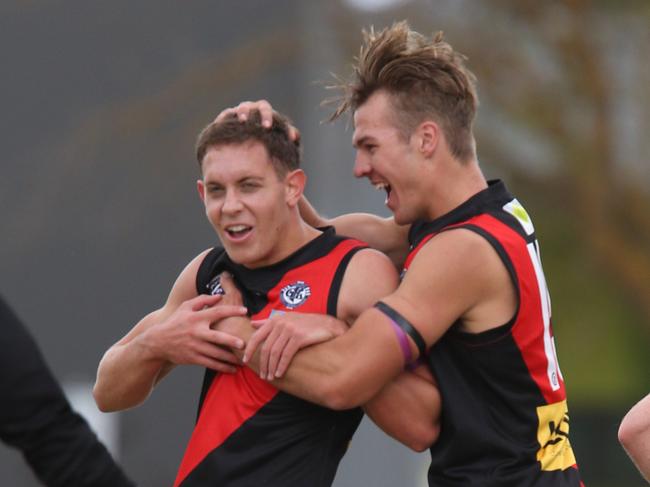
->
[222,190,243,213]
[353,153,370,178]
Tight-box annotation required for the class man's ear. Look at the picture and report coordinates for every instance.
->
[416,120,440,158]
[284,169,306,207]
[197,179,206,204]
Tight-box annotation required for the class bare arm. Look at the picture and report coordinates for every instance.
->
[363,365,441,452]
[619,393,650,481]
[218,248,441,450]
[220,229,511,409]
[299,196,410,268]
[93,250,247,412]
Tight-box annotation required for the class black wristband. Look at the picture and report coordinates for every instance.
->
[374,301,427,360]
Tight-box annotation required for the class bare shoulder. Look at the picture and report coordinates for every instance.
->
[337,248,399,323]
[383,228,512,345]
[166,247,214,304]
[331,214,410,268]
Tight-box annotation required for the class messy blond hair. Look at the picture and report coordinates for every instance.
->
[329,21,478,162]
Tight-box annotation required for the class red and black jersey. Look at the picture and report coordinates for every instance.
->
[174,228,367,487]
[404,181,583,487]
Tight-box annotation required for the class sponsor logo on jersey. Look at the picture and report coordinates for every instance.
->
[536,399,576,471]
[279,281,311,309]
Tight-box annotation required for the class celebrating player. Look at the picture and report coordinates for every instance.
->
[93,109,439,486]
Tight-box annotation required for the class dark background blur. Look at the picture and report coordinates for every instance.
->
[1,1,648,486]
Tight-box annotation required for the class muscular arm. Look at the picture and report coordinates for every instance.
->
[619,393,650,481]
[220,229,513,410]
[220,248,442,450]
[93,250,246,412]
[334,248,440,450]
[299,196,410,268]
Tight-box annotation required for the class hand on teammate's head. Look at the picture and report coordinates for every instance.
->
[214,100,300,142]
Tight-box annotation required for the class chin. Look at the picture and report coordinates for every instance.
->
[227,248,268,269]
[393,212,413,226]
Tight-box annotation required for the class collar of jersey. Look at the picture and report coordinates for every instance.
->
[219,226,341,295]
[408,179,513,248]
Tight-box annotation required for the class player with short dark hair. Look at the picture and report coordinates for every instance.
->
[93,109,439,486]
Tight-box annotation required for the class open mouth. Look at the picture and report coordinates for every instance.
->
[225,224,253,241]
[373,182,392,204]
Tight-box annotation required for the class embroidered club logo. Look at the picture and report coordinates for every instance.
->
[280,281,311,309]
[206,275,225,296]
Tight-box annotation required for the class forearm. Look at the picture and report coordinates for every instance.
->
[298,195,328,228]
[363,367,440,452]
[218,317,347,406]
[93,334,168,412]
[219,310,404,410]
[619,393,650,481]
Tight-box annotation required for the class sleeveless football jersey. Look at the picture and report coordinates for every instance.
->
[174,228,366,487]
[404,181,583,487]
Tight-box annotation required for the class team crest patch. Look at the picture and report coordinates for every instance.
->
[280,281,311,309]
[206,275,225,296]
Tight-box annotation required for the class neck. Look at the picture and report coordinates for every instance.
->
[267,212,322,265]
[424,157,487,220]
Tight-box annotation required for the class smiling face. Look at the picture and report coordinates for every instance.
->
[197,141,301,268]
[352,90,429,225]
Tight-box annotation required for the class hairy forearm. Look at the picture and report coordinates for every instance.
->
[363,369,440,452]
[93,335,167,412]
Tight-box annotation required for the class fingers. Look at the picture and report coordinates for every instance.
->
[274,338,301,378]
[207,361,238,374]
[189,293,223,311]
[198,303,247,322]
[262,329,291,380]
[195,342,240,365]
[243,322,272,364]
[253,100,273,127]
[287,125,301,143]
[209,329,244,350]
[212,101,302,142]
[197,353,238,374]
[214,100,273,127]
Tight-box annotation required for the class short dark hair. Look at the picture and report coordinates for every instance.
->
[329,21,478,162]
[196,110,301,177]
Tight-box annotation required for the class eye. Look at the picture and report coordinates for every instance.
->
[365,144,378,154]
[240,181,261,192]
[207,185,224,196]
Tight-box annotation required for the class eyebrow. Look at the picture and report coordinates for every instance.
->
[238,176,264,184]
[204,175,264,185]
[352,135,374,149]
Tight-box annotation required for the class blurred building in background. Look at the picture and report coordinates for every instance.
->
[1,1,648,486]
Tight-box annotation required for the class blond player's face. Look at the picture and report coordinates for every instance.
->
[352,91,426,225]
